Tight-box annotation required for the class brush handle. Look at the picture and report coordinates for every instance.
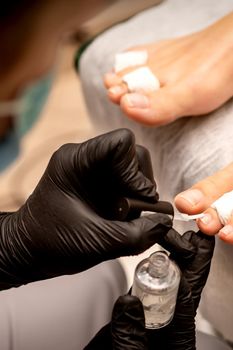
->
[115,197,174,221]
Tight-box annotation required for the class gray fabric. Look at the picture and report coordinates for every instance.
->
[0,260,127,350]
[197,331,232,350]
[80,0,233,343]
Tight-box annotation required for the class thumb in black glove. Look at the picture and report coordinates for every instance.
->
[84,295,147,350]
[85,230,215,350]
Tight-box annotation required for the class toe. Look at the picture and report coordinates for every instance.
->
[218,222,233,244]
[108,83,128,103]
[196,208,222,235]
[120,93,151,117]
[175,163,233,214]
[104,72,122,88]
[120,86,186,126]
[175,189,207,214]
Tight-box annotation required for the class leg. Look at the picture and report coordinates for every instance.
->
[80,0,233,130]
[79,0,233,199]
[79,0,233,342]
[79,0,233,197]
[0,260,127,350]
[197,331,232,350]
[105,13,233,127]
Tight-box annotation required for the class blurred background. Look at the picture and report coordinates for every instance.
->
[0,43,94,212]
[0,0,163,285]
[0,0,162,213]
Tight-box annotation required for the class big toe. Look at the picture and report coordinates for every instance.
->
[120,87,185,126]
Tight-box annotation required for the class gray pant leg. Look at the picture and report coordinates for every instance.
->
[197,331,232,350]
[80,0,233,342]
[0,260,127,350]
[80,0,233,197]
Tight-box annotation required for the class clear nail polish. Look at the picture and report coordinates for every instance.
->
[132,251,180,329]
[200,213,212,225]
[125,94,149,108]
[108,86,124,96]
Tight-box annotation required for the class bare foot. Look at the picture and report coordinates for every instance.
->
[174,162,233,244]
[104,13,233,126]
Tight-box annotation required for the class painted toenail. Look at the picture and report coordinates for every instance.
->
[125,94,150,108]
[200,213,212,225]
[178,189,204,206]
[109,86,125,96]
[219,225,233,236]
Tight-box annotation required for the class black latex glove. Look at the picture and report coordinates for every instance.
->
[0,128,175,290]
[85,230,215,350]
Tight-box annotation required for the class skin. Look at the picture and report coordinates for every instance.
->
[104,11,233,244]
[174,163,233,244]
[1,2,233,244]
[104,12,233,126]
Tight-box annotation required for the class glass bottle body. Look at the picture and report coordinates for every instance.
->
[132,251,180,329]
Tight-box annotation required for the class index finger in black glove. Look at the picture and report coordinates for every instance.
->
[178,230,215,310]
[85,230,215,350]
[112,295,148,350]
[158,228,197,262]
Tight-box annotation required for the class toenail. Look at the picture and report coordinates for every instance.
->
[125,93,150,108]
[200,213,212,225]
[105,72,118,80]
[109,86,125,96]
[178,189,204,207]
[219,225,233,236]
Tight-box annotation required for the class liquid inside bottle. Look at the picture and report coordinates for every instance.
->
[132,251,180,329]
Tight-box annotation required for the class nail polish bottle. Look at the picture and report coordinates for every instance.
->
[132,251,180,329]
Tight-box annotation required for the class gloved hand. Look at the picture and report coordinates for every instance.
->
[85,230,215,350]
[0,128,177,290]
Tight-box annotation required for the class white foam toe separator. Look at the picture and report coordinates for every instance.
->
[211,190,233,225]
[122,67,160,93]
[114,51,148,73]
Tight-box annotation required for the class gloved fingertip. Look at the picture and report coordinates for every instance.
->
[136,144,155,185]
[196,230,216,243]
[112,295,147,349]
[113,295,144,319]
[160,228,197,260]
[188,230,215,257]
[183,230,215,252]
